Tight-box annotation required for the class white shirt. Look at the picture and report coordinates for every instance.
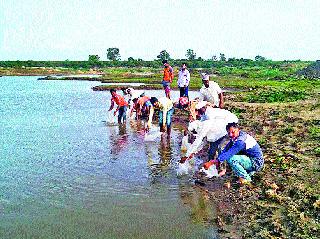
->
[186,110,239,157]
[205,107,239,124]
[148,97,173,128]
[186,119,229,157]
[199,81,222,107]
[177,69,190,87]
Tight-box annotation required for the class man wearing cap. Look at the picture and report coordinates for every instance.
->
[199,74,224,108]
[121,87,145,109]
[162,60,174,99]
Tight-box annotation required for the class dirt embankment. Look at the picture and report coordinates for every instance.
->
[209,95,320,238]
[172,93,319,238]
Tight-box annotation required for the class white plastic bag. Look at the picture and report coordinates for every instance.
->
[177,161,192,177]
[106,111,118,126]
[144,126,162,142]
[199,165,219,178]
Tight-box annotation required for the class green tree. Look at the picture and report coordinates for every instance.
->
[211,55,218,61]
[157,50,170,61]
[185,49,196,60]
[219,53,226,61]
[255,55,266,61]
[127,57,136,67]
[88,55,101,68]
[107,48,121,61]
[88,55,100,62]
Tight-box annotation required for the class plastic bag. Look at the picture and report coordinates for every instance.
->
[106,111,118,126]
[199,165,219,178]
[177,161,192,177]
[144,126,162,142]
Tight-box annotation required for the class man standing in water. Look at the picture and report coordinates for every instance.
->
[199,73,224,108]
[162,60,174,99]
[177,63,190,98]
[108,89,128,124]
[147,97,174,138]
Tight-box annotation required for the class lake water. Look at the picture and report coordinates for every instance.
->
[0,76,217,238]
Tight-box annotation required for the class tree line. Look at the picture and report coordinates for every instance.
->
[0,48,301,69]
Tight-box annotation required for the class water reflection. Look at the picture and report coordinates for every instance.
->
[158,134,173,165]
[109,124,128,156]
[179,184,216,226]
[149,134,174,183]
[129,120,145,136]
[1,77,220,238]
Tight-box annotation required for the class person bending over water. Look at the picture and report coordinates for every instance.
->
[108,89,128,124]
[147,97,174,138]
[132,95,152,120]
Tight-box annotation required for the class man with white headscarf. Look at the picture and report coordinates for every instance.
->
[195,101,237,122]
[199,73,224,108]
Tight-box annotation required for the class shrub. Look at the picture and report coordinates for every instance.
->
[246,88,307,103]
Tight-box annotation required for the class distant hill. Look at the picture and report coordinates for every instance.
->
[297,60,320,79]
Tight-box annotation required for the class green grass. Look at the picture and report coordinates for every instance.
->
[245,88,307,103]
[309,126,320,140]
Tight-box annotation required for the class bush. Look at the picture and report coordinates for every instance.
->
[245,88,307,103]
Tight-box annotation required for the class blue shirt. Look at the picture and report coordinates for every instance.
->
[218,131,264,171]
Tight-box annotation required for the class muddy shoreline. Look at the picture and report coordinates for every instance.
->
[172,95,320,238]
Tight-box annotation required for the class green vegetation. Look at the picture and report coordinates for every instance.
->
[245,88,307,103]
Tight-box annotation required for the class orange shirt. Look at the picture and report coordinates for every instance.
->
[111,93,128,107]
[137,96,150,106]
[163,66,174,82]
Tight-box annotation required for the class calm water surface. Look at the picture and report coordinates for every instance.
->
[0,76,217,238]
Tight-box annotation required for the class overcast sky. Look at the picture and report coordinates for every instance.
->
[0,0,319,61]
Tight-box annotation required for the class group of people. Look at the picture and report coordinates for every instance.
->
[108,60,264,185]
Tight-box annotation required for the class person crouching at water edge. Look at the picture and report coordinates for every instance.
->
[146,97,174,138]
[108,89,128,124]
[217,122,264,185]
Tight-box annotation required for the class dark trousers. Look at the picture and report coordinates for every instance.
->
[179,86,189,97]
[118,106,127,123]
[208,135,228,160]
